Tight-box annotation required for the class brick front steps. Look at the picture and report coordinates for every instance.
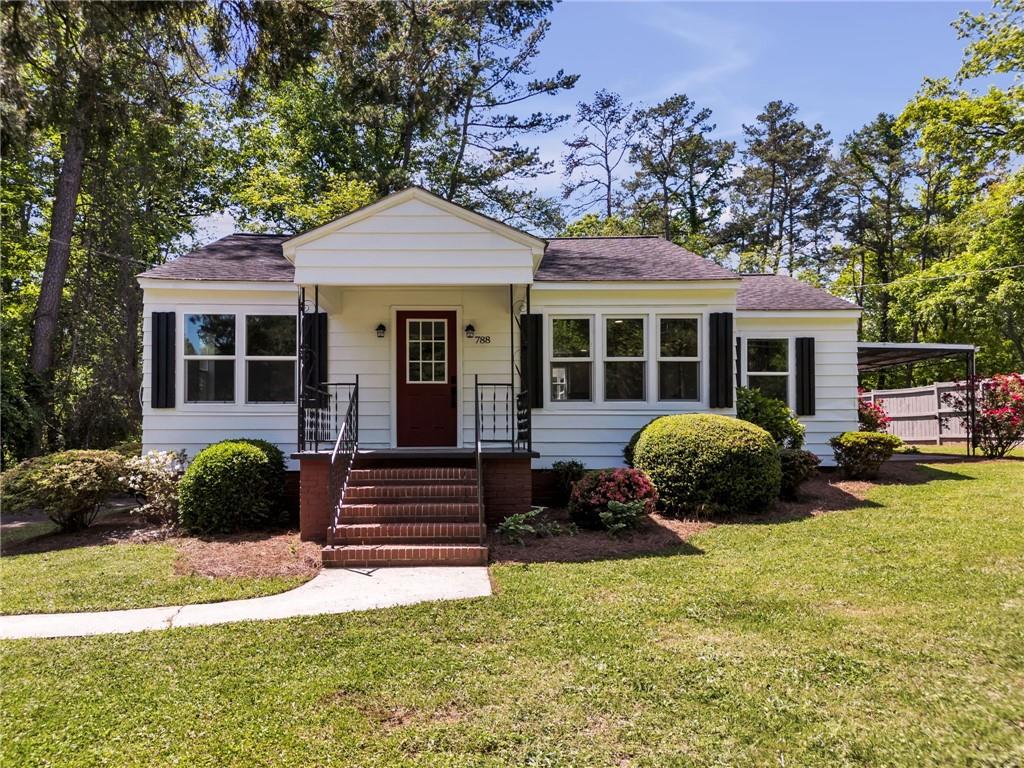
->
[323,464,488,567]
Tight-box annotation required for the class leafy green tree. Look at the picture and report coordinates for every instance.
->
[626,93,734,245]
[726,100,837,277]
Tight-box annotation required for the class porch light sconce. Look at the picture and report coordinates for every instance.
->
[464,323,476,339]
[375,323,387,338]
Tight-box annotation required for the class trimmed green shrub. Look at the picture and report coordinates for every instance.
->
[736,386,805,449]
[778,448,820,499]
[177,440,285,533]
[633,414,781,515]
[0,450,126,531]
[568,468,657,529]
[550,460,585,505]
[829,432,902,479]
[496,506,575,545]
[623,417,661,467]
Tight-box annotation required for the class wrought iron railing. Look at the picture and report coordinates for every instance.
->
[298,381,357,453]
[326,380,359,539]
[473,377,531,452]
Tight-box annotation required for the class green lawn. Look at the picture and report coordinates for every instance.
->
[0,542,308,615]
[906,442,1024,458]
[3,460,1023,767]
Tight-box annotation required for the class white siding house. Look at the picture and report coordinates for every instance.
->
[139,187,860,471]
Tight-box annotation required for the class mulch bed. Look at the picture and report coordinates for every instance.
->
[1,500,321,581]
[490,461,933,565]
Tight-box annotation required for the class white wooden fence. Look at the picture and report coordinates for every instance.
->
[859,380,972,444]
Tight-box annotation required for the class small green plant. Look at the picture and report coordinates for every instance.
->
[599,500,645,536]
[0,450,126,531]
[830,432,903,479]
[496,506,575,545]
[550,460,585,505]
[778,448,821,499]
[736,386,805,448]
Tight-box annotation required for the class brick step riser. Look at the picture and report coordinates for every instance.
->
[342,504,479,517]
[349,472,478,483]
[345,489,478,502]
[330,535,481,545]
[330,523,483,545]
[321,546,488,567]
[348,480,477,489]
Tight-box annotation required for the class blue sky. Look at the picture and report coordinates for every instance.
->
[198,1,986,241]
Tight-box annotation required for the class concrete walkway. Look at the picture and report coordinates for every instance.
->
[0,567,492,640]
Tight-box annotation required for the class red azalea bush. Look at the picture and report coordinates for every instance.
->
[944,373,1024,458]
[568,468,658,529]
[858,390,891,432]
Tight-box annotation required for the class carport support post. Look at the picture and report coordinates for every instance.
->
[966,349,977,457]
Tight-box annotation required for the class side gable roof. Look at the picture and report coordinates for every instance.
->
[138,233,293,281]
[737,273,859,311]
[281,186,547,258]
[535,237,738,282]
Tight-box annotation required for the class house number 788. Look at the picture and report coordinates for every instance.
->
[473,335,491,344]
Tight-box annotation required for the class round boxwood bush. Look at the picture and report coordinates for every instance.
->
[177,439,285,533]
[633,414,782,515]
[829,431,902,479]
[623,417,661,467]
[778,448,820,499]
[568,468,658,529]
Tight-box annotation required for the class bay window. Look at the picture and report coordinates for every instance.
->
[245,315,297,403]
[658,317,700,401]
[604,317,645,400]
[550,317,592,401]
[746,338,790,404]
[184,314,235,403]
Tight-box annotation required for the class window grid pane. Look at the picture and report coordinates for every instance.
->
[185,314,235,356]
[660,318,698,358]
[605,318,644,358]
[747,339,788,372]
[550,362,592,401]
[246,315,296,356]
[659,361,700,401]
[552,318,591,358]
[407,320,447,383]
[605,361,645,400]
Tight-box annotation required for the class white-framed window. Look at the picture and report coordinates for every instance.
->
[746,338,790,404]
[657,316,700,401]
[406,318,448,384]
[245,314,297,403]
[184,313,236,403]
[604,316,645,401]
[550,316,592,401]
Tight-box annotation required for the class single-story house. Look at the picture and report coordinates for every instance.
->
[138,186,860,566]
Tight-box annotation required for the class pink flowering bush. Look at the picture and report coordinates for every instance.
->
[858,390,891,432]
[568,468,657,529]
[944,373,1024,458]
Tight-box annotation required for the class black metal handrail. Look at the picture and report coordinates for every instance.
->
[299,381,357,453]
[474,380,531,452]
[327,378,359,539]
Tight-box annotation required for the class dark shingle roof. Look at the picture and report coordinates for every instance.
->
[535,237,737,281]
[737,273,859,311]
[138,233,293,281]
[138,234,855,313]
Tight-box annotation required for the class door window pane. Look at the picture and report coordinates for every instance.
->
[605,361,645,400]
[552,318,590,358]
[748,374,789,403]
[186,359,235,402]
[659,361,699,400]
[407,320,447,383]
[747,339,788,372]
[246,361,295,402]
[551,362,592,401]
[185,314,235,356]
[606,318,644,358]
[660,318,698,358]
[246,316,296,356]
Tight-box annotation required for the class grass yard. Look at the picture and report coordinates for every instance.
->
[3,459,1023,766]
[907,442,1024,458]
[0,541,310,615]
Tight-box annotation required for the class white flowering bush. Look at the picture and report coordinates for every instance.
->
[122,450,188,525]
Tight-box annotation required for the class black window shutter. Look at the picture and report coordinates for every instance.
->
[301,312,329,387]
[151,312,175,408]
[796,337,816,416]
[521,314,543,408]
[708,312,734,408]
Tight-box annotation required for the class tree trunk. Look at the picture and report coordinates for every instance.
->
[30,117,86,382]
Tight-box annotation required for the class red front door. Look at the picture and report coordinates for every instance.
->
[396,311,458,447]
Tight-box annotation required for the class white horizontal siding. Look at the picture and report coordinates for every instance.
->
[292,198,536,285]
[140,285,302,467]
